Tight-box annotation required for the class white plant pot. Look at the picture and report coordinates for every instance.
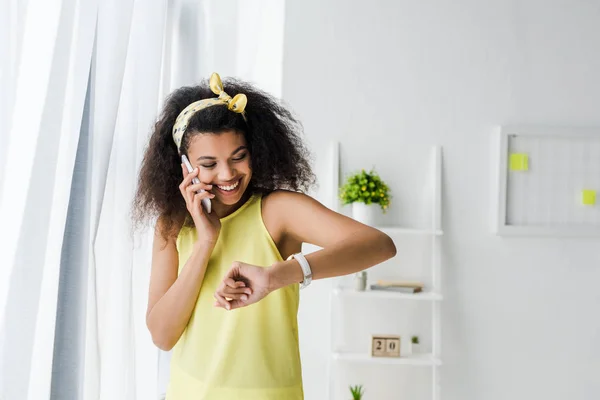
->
[355,271,367,291]
[351,202,381,226]
[411,343,420,354]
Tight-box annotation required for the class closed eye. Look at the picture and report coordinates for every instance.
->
[233,153,247,161]
[201,153,247,169]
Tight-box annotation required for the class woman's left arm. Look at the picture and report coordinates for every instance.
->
[216,191,396,310]
[267,191,397,289]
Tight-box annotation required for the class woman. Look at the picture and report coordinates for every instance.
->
[132,73,396,400]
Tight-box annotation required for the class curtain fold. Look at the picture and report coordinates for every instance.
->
[89,0,168,397]
[82,0,136,397]
[51,74,94,400]
[0,0,30,192]
[28,0,99,395]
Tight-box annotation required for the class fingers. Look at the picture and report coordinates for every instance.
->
[187,186,215,210]
[180,166,210,194]
[191,191,213,216]
[214,279,252,310]
[180,164,198,186]
[223,278,252,297]
[187,187,215,202]
[188,182,214,193]
[214,292,230,311]
[216,283,252,301]
[225,261,245,282]
[214,263,252,310]
[181,163,188,178]
[224,278,246,289]
[227,298,248,310]
[179,166,199,202]
[180,164,214,212]
[225,292,249,301]
[224,287,252,298]
[192,193,202,214]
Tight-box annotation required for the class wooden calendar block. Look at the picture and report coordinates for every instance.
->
[371,335,401,357]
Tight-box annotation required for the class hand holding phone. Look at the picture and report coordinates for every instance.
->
[182,154,212,214]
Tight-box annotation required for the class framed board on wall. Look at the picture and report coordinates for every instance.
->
[494,125,600,237]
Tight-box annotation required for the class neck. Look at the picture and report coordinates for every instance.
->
[212,190,252,219]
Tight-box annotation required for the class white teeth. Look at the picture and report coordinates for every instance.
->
[217,180,239,191]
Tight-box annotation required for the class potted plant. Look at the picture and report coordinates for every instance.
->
[411,335,420,354]
[340,168,391,225]
[349,384,364,400]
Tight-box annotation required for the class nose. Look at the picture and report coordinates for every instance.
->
[218,164,237,182]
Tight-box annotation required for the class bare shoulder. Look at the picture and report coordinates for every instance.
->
[261,189,323,224]
[262,189,316,210]
[260,190,314,256]
[261,189,304,223]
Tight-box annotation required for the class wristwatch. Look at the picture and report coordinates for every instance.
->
[286,252,312,289]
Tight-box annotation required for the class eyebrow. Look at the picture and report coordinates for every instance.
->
[196,146,247,161]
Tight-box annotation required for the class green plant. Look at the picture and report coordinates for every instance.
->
[349,384,364,400]
[411,335,419,344]
[339,168,391,212]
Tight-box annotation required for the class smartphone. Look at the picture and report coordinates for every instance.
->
[182,154,212,214]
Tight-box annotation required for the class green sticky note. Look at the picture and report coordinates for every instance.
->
[510,154,529,171]
[582,190,596,205]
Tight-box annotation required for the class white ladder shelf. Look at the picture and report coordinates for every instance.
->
[326,142,443,400]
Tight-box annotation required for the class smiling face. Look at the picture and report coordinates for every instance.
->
[186,129,252,207]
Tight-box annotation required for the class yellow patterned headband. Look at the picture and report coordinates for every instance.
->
[172,72,247,151]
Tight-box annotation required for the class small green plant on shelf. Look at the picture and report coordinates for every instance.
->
[339,169,391,212]
[411,335,421,354]
[349,384,364,400]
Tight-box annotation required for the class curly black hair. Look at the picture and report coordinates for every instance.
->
[131,76,316,240]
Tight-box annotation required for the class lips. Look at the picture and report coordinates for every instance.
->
[215,178,242,195]
[217,179,240,191]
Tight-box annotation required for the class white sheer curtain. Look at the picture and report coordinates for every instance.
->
[84,1,169,398]
[0,0,285,399]
[0,1,101,398]
[0,0,166,398]
[163,0,284,96]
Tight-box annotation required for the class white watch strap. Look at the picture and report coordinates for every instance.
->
[287,252,312,289]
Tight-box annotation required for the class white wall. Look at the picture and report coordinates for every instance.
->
[284,1,600,399]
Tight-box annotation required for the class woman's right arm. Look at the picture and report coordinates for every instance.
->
[145,218,214,351]
[145,165,216,350]
[145,165,250,349]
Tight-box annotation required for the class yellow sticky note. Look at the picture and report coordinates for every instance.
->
[510,154,529,171]
[582,190,596,205]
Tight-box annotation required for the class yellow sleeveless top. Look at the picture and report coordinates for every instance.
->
[166,193,303,400]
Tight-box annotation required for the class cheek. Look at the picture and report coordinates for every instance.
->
[198,170,215,183]
[242,160,252,177]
